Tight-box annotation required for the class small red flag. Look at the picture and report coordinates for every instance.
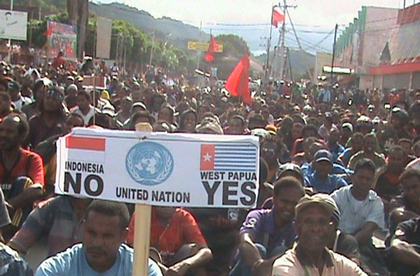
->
[272,7,285,28]
[66,137,106,151]
[205,35,217,63]
[46,25,53,36]
[225,54,252,105]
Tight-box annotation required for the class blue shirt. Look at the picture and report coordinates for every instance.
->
[240,208,296,255]
[35,243,162,276]
[0,243,33,276]
[339,148,354,167]
[328,143,345,162]
[304,171,348,194]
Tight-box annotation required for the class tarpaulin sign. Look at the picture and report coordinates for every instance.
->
[56,128,260,208]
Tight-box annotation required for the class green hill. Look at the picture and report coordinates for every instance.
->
[89,2,208,49]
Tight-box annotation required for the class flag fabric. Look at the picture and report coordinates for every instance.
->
[66,136,106,162]
[200,144,257,171]
[205,35,217,63]
[272,7,285,28]
[225,54,252,105]
[46,25,53,36]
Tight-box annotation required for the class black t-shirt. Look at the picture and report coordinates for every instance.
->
[393,218,420,246]
[390,218,420,275]
[335,230,360,263]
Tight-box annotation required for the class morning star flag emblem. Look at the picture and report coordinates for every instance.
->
[200,144,258,171]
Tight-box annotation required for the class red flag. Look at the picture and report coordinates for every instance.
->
[225,54,252,105]
[272,7,285,28]
[200,144,215,171]
[205,35,217,63]
[45,25,53,36]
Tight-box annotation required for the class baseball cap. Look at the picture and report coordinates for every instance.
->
[135,122,153,132]
[341,123,353,132]
[45,87,64,102]
[132,102,147,111]
[196,117,223,134]
[314,149,333,164]
[277,163,304,182]
[295,193,340,222]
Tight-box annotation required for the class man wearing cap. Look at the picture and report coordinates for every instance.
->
[272,194,367,275]
[339,123,353,146]
[318,113,337,141]
[64,84,78,109]
[24,87,67,149]
[21,78,53,120]
[7,81,32,112]
[301,142,352,179]
[260,163,306,209]
[304,149,348,194]
[229,177,305,276]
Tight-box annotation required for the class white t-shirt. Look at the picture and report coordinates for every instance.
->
[331,185,385,235]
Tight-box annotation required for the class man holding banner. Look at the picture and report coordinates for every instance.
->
[35,200,161,276]
[127,206,213,276]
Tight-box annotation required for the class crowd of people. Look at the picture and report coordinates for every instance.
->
[0,58,420,276]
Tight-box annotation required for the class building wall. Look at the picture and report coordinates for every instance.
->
[361,7,399,69]
[413,72,420,89]
[360,75,374,89]
[388,22,420,64]
[314,52,332,80]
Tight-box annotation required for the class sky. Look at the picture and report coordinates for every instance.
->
[95,0,404,27]
[94,0,406,54]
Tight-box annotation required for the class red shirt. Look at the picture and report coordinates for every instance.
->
[128,208,207,255]
[0,148,44,199]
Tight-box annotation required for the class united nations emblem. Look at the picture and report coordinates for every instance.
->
[126,142,174,186]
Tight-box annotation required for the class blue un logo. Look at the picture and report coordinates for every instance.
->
[126,142,174,186]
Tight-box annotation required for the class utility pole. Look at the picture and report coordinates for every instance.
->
[278,0,287,82]
[78,0,88,61]
[264,7,274,87]
[286,8,313,83]
[7,0,14,63]
[149,31,155,67]
[330,24,338,84]
[287,47,294,81]
[29,0,33,47]
[268,1,296,82]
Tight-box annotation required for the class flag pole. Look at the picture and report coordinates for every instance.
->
[264,6,274,87]
[278,0,286,81]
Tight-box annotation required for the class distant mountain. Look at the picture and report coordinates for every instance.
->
[88,2,326,72]
[89,2,209,49]
[255,49,315,80]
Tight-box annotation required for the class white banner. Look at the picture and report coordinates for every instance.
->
[56,128,260,208]
[0,10,27,40]
[96,17,112,59]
